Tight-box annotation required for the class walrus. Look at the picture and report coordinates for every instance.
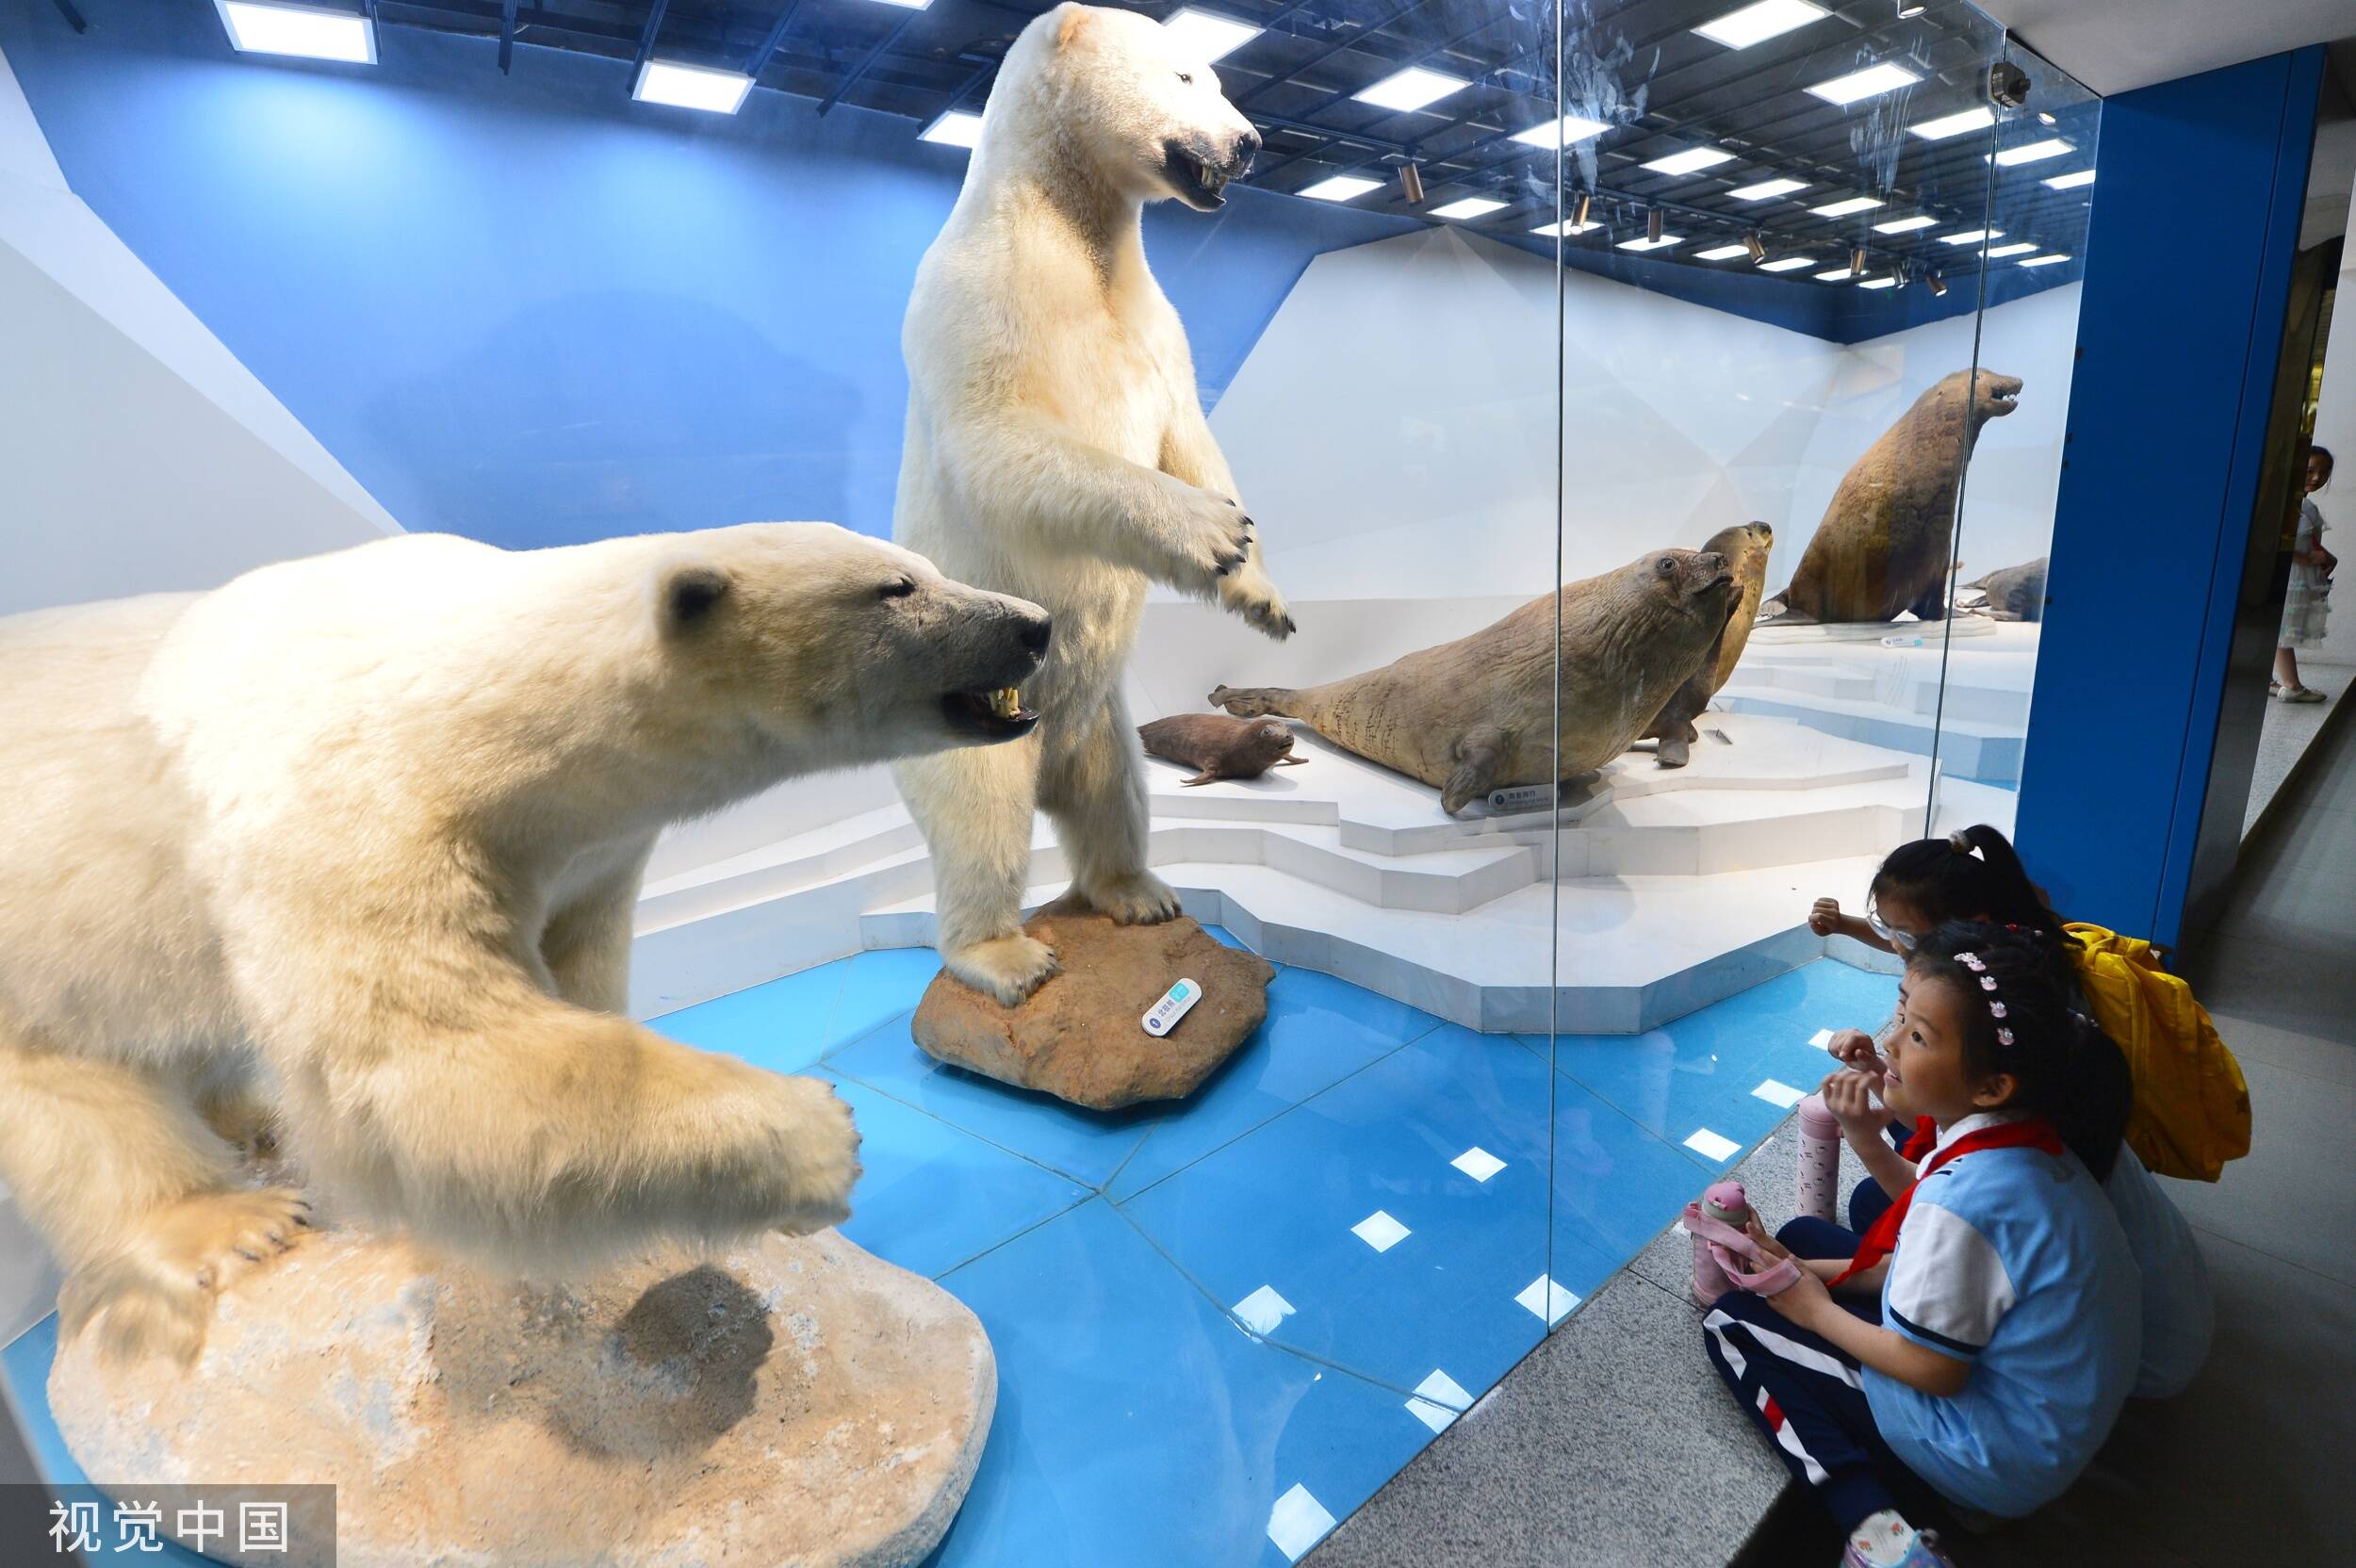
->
[1640,521,1775,768]
[1210,548,1736,816]
[1774,368,2022,624]
[1963,555,2048,622]
[1138,712,1306,785]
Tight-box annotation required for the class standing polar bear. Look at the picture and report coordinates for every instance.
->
[0,525,1051,1364]
[893,3,1294,1004]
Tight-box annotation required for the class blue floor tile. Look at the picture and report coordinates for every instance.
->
[1107,970,1445,1200]
[1529,958,1899,1171]
[649,958,848,1073]
[932,1200,1433,1568]
[828,947,945,1048]
[825,1013,1164,1187]
[826,1074,1089,1279]
[1121,1026,1691,1396]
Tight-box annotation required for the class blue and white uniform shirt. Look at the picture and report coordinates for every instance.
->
[1865,1112,2142,1518]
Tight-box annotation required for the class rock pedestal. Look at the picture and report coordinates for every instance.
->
[49,1227,994,1568]
[911,902,1275,1110]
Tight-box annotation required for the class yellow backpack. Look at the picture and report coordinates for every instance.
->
[2064,923,2251,1181]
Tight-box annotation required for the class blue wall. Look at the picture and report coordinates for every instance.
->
[2015,47,2323,950]
[0,0,1425,547]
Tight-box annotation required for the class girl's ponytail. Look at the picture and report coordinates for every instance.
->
[1873,824,2073,956]
[2053,1014,2133,1183]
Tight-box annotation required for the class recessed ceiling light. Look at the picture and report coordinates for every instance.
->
[1696,242,1754,260]
[1617,233,1684,251]
[1909,106,1993,140]
[1989,138,2073,167]
[919,108,986,148]
[2043,168,2096,190]
[1300,174,1384,203]
[2021,253,2070,268]
[1727,177,1808,202]
[1355,66,1470,113]
[1430,196,1507,220]
[1643,146,1739,176]
[1693,0,1828,50]
[1810,196,1885,218]
[1858,275,1898,288]
[1511,114,1612,149]
[1530,218,1604,236]
[1813,267,1856,281]
[1985,241,2037,257]
[216,1,376,63]
[1758,255,1815,272]
[1873,215,1938,234]
[1161,8,1262,61]
[633,59,754,114]
[1808,61,1920,106]
[868,0,932,8]
[1940,227,2004,245]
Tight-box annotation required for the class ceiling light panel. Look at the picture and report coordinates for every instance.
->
[1808,61,1920,106]
[2043,168,2096,190]
[1909,106,1993,140]
[1643,146,1739,176]
[1354,66,1469,113]
[1161,8,1262,61]
[1990,138,2073,166]
[1430,196,1506,220]
[1758,255,1815,272]
[1510,114,1612,149]
[1300,175,1384,202]
[1810,196,1884,218]
[1693,1,1828,50]
[1727,177,1808,202]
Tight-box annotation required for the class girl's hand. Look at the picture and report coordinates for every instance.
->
[1819,1067,1885,1134]
[1808,897,1844,937]
[1825,1028,1884,1074]
[1763,1267,1834,1331]
[1743,1214,1793,1262]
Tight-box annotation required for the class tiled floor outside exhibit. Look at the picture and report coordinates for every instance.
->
[2,938,1897,1567]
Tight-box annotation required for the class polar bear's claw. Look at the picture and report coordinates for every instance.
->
[1077,870,1183,926]
[59,1186,315,1366]
[950,934,1061,1006]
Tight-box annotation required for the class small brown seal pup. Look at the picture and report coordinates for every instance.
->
[1211,547,1734,815]
[1775,368,2022,624]
[1138,712,1306,785]
[1642,520,1774,767]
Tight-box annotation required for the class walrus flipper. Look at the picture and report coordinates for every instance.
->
[1275,754,1308,765]
[1208,684,1295,719]
[1439,726,1509,817]
[1182,769,1219,786]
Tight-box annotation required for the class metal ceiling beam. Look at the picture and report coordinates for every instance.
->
[818,11,924,118]
[1234,0,1449,108]
[47,0,86,33]
[498,0,518,73]
[631,0,671,72]
[744,0,809,83]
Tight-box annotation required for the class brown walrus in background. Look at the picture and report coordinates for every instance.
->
[1964,555,2048,622]
[1211,548,1735,816]
[1138,712,1306,785]
[1773,368,2022,624]
[1641,521,1774,768]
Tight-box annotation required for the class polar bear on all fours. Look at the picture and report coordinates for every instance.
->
[0,525,1050,1364]
[892,3,1294,1005]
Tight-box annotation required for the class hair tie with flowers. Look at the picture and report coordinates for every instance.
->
[1955,950,2015,1046]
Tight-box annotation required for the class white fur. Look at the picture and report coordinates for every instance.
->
[892,3,1293,1004]
[0,524,1048,1363]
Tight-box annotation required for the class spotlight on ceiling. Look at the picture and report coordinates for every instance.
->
[1572,191,1594,229]
[1161,8,1263,61]
[1807,61,1920,106]
[1647,207,1665,243]
[1511,114,1612,149]
[1431,196,1507,220]
[214,1,376,63]
[1850,247,1867,276]
[1355,66,1470,114]
[1928,271,1949,296]
[1399,162,1426,204]
[1745,233,1768,262]
[1693,1,1827,51]
[633,59,755,114]
[918,108,986,148]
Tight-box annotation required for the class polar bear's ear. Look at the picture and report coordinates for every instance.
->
[658,564,733,635]
[1055,3,1090,49]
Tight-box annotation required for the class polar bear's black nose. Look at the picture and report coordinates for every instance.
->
[1234,128,1261,167]
[1019,614,1054,657]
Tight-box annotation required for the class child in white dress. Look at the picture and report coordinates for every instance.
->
[2276,445,2336,702]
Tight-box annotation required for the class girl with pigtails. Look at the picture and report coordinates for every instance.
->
[1698,924,2143,1568]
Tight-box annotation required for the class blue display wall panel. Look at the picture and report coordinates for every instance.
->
[2017,46,2325,952]
[5,942,1893,1566]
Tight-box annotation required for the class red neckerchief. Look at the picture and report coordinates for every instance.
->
[1900,1116,1938,1160]
[1832,1117,2064,1286]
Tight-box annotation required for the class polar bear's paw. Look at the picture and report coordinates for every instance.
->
[948,933,1061,1006]
[1163,483,1255,587]
[1219,557,1296,641]
[767,1076,863,1236]
[1075,870,1184,927]
[60,1186,313,1365]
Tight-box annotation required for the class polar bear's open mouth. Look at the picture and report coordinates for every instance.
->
[1161,142,1234,208]
[944,686,1039,740]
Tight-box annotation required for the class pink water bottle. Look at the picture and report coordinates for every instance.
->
[1689,1180,1752,1304]
[1796,1094,1842,1223]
